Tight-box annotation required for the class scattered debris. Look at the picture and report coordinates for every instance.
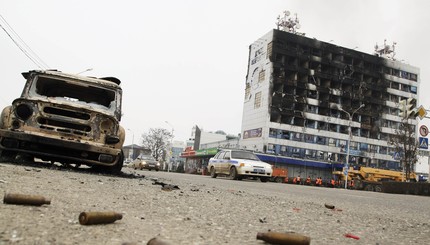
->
[0,179,6,183]
[190,188,199,192]
[79,211,123,225]
[256,231,311,245]
[3,193,51,206]
[161,185,180,191]
[147,237,173,245]
[259,217,267,223]
[152,180,180,191]
[293,208,301,212]
[324,203,335,209]
[344,233,360,240]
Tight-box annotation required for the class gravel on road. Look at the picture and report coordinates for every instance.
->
[1,162,429,245]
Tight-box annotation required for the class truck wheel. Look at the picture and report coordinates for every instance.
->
[92,151,124,175]
[374,185,383,192]
[229,167,238,180]
[260,177,269,183]
[275,177,283,183]
[210,167,217,178]
[364,185,374,192]
[0,150,17,163]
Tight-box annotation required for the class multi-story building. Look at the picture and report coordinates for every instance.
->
[240,28,420,177]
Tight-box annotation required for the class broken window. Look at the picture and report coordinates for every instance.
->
[33,76,116,110]
[254,92,262,109]
[245,83,251,100]
[258,70,266,82]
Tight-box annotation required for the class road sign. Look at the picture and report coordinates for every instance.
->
[393,152,401,160]
[420,125,429,137]
[419,137,428,149]
[417,105,427,120]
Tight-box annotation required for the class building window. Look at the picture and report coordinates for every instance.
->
[245,84,251,100]
[266,42,273,59]
[258,70,266,82]
[410,73,417,81]
[254,92,262,108]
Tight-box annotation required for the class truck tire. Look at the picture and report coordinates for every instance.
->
[364,184,374,192]
[92,151,124,175]
[275,177,283,183]
[374,185,383,192]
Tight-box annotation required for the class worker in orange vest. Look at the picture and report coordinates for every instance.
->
[315,177,319,186]
[293,177,297,184]
[350,179,355,189]
[330,178,335,187]
[305,176,311,185]
[296,175,301,185]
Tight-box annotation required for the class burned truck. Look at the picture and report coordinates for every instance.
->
[0,70,125,173]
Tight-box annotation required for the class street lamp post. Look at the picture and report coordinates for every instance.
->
[339,104,365,189]
[127,129,135,160]
[165,121,174,172]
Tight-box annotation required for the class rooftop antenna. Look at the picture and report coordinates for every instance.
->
[374,39,397,60]
[276,10,304,35]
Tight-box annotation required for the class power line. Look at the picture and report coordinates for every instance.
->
[0,13,49,69]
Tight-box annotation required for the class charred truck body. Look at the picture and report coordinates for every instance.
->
[0,70,125,173]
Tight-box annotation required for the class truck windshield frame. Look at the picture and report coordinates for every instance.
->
[27,75,119,116]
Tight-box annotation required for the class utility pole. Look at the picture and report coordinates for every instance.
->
[127,129,135,160]
[339,104,365,189]
[165,121,174,172]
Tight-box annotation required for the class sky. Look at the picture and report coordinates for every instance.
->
[1,0,430,146]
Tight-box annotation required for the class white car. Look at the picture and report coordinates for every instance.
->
[208,149,273,182]
[131,155,160,171]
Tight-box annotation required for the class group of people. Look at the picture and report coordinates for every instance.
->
[290,175,355,188]
[291,175,323,186]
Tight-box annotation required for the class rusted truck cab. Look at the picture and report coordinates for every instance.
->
[0,70,125,173]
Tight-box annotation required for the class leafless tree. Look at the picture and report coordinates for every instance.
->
[388,121,418,181]
[141,128,172,163]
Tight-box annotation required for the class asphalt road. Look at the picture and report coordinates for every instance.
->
[1,163,429,245]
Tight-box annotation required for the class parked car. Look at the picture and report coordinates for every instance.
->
[208,149,273,182]
[132,155,160,171]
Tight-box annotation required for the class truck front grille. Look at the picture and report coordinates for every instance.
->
[38,106,92,136]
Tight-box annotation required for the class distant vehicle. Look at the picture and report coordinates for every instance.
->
[270,167,288,183]
[132,155,160,171]
[0,70,125,173]
[333,166,417,192]
[208,149,273,182]
[123,158,132,167]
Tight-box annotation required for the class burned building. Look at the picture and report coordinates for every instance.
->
[241,28,420,172]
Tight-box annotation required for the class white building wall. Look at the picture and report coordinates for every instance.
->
[199,131,227,146]
[241,30,274,152]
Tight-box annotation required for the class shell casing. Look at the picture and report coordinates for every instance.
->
[79,211,123,225]
[3,193,51,206]
[256,231,311,245]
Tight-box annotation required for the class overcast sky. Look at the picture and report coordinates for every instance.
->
[1,0,430,145]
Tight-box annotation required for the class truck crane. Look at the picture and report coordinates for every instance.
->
[333,166,417,192]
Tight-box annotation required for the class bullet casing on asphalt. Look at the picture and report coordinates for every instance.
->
[256,231,311,245]
[3,193,51,206]
[79,211,123,225]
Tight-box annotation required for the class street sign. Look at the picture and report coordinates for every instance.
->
[419,125,429,137]
[393,152,401,160]
[417,105,427,120]
[419,137,428,149]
